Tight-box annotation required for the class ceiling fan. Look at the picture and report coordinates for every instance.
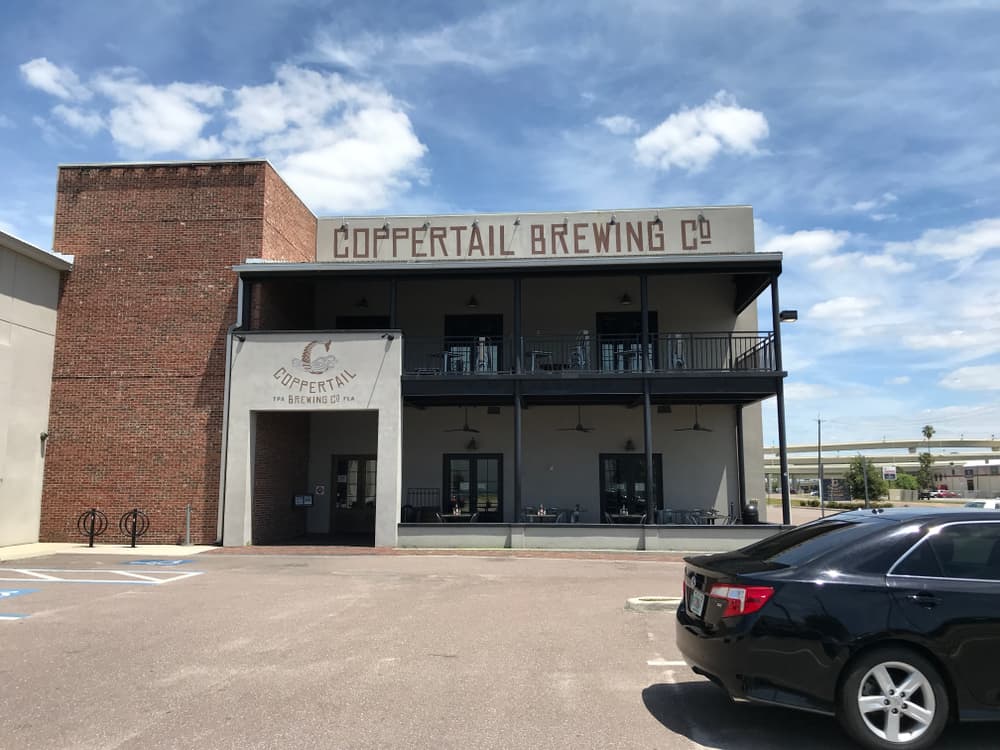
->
[674,405,713,432]
[557,406,595,433]
[444,407,480,433]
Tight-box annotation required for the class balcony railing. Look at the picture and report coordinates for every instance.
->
[402,332,775,375]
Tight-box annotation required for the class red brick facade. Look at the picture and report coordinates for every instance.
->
[40,161,316,543]
[251,412,310,544]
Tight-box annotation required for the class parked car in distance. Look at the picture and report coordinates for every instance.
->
[930,489,960,498]
[965,499,1000,510]
[677,509,1000,750]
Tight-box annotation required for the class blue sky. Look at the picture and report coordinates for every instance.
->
[2,0,999,446]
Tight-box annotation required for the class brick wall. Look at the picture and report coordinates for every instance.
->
[252,412,310,544]
[41,161,318,544]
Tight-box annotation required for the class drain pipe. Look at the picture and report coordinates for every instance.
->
[216,277,246,544]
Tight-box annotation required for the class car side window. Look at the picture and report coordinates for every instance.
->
[892,523,1000,580]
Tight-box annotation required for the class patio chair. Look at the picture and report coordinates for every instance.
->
[435,512,444,523]
[469,512,479,523]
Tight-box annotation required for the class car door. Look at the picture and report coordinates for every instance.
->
[886,520,1000,712]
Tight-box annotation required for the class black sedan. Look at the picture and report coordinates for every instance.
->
[676,508,1000,750]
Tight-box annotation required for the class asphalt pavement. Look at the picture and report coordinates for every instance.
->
[1,551,996,749]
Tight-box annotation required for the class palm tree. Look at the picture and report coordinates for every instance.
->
[922,424,935,443]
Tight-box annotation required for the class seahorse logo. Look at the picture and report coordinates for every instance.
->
[292,340,337,374]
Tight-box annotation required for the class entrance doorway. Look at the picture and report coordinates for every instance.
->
[443,454,503,521]
[330,454,377,544]
[600,453,662,521]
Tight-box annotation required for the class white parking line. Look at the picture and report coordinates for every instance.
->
[0,568,203,585]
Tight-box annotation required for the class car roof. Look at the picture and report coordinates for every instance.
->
[836,507,1000,523]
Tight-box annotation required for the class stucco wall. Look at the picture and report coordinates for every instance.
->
[0,244,63,546]
[400,403,740,523]
[223,332,401,546]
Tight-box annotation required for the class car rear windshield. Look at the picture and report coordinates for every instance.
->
[738,518,885,567]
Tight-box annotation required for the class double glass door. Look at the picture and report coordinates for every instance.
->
[600,453,662,520]
[444,454,502,521]
[331,455,377,541]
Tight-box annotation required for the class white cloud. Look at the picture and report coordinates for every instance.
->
[861,254,915,272]
[886,375,911,385]
[597,115,639,135]
[785,382,836,400]
[634,91,768,172]
[851,191,897,213]
[809,296,880,321]
[886,217,1000,261]
[0,114,13,128]
[19,57,90,100]
[52,104,103,135]
[760,229,850,256]
[309,8,537,73]
[24,60,429,214]
[93,74,225,157]
[940,364,1000,391]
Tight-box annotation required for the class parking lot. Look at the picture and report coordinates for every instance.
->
[1,550,996,749]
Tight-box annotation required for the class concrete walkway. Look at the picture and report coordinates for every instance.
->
[0,542,217,562]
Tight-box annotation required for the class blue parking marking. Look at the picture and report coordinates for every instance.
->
[0,589,39,599]
[0,589,38,621]
[126,559,191,566]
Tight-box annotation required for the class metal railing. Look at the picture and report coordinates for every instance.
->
[402,332,775,375]
[403,335,513,375]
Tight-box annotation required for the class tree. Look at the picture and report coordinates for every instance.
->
[891,473,919,490]
[917,424,936,490]
[846,455,888,501]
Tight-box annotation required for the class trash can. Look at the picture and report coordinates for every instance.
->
[742,500,759,525]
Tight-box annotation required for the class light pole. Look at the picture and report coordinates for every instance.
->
[861,453,870,508]
[817,417,825,517]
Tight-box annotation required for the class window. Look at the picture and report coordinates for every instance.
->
[892,523,1000,580]
[443,454,502,520]
[738,518,886,567]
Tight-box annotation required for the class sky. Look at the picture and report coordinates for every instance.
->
[1,0,999,447]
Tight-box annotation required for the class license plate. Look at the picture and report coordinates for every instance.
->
[689,587,705,617]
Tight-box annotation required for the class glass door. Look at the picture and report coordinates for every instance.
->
[331,455,377,541]
[443,454,503,521]
[595,312,658,373]
[599,453,662,521]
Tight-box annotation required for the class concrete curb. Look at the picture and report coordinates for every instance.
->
[625,596,681,612]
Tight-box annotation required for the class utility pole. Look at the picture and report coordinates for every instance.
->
[817,417,825,517]
[861,453,870,508]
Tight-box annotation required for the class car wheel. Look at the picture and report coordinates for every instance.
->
[838,647,949,750]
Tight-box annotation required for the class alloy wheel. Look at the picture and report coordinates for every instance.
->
[856,660,936,744]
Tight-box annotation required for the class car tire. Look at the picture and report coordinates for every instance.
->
[838,647,949,750]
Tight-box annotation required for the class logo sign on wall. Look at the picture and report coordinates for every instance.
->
[272,340,359,406]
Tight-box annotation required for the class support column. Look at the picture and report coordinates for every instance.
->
[643,379,654,520]
[770,275,791,525]
[514,388,524,526]
[640,273,650,372]
[513,277,522,374]
[736,405,746,522]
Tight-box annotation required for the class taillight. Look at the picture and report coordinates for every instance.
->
[708,584,774,618]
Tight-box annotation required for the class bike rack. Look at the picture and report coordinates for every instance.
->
[76,508,109,548]
[118,508,150,548]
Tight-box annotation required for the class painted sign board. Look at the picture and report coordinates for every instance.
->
[316,207,754,263]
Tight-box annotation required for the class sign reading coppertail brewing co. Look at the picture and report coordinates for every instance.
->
[316,207,754,263]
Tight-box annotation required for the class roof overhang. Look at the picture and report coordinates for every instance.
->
[233,253,781,314]
[0,230,73,271]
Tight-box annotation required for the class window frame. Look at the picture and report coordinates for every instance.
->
[887,520,1000,582]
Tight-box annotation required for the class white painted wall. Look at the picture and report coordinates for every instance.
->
[223,332,402,546]
[0,242,65,546]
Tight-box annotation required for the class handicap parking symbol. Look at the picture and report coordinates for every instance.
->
[126,559,191,566]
